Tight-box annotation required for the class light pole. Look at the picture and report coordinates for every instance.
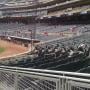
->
[31,29,33,53]
[28,0,39,52]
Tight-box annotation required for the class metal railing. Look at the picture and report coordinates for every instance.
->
[0,66,90,90]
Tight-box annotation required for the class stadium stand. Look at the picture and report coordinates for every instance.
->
[0,22,89,41]
[0,32,89,73]
[0,0,89,90]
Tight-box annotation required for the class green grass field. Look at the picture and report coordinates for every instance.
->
[0,47,5,54]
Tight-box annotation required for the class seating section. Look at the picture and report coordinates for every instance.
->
[0,23,90,72]
[0,22,90,41]
[1,32,89,72]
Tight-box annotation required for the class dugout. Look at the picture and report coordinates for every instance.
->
[10,36,40,47]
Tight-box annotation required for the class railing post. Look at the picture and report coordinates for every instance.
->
[56,80,60,90]
[58,78,63,90]
[14,69,18,90]
[65,79,68,90]
[68,82,71,90]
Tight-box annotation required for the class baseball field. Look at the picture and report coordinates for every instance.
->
[0,40,29,60]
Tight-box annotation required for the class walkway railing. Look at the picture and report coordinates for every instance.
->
[0,66,90,90]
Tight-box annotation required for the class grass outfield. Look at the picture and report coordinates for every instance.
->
[0,47,5,54]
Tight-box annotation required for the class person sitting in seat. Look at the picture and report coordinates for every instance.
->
[78,43,85,54]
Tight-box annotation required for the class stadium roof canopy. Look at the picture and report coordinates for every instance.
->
[0,0,54,7]
[0,0,38,7]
